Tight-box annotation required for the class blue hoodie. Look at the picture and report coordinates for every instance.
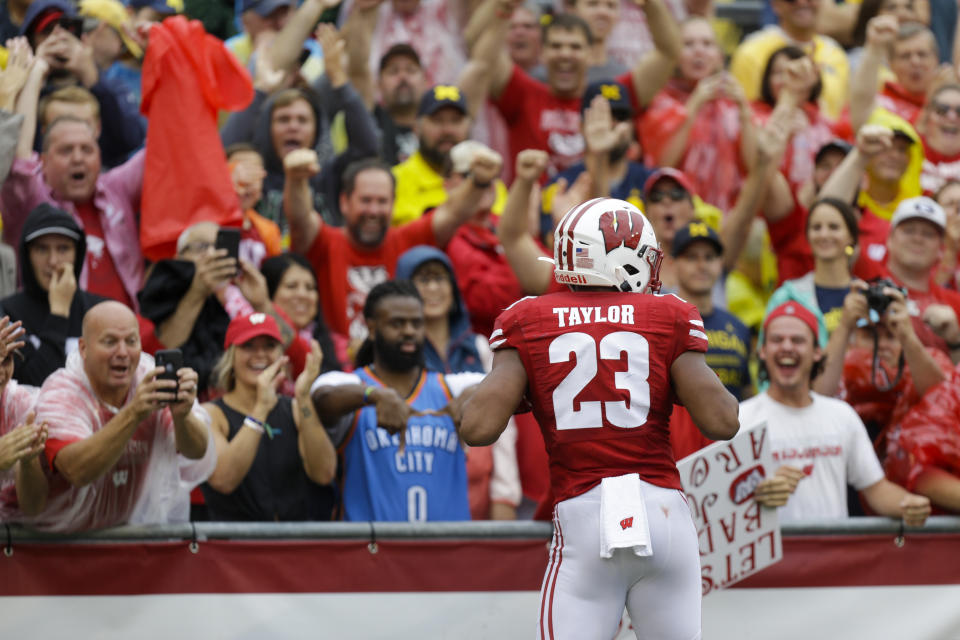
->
[395,246,486,375]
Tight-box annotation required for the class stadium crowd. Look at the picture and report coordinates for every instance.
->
[0,0,958,533]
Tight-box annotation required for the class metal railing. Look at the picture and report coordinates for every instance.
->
[5,516,960,544]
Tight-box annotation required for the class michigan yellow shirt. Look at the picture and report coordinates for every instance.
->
[391,150,507,226]
[730,26,849,120]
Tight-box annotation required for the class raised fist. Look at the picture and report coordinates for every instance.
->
[866,15,899,49]
[283,148,320,179]
[514,149,549,182]
[856,124,894,158]
[469,148,503,186]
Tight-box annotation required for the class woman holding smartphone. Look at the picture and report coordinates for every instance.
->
[201,312,337,521]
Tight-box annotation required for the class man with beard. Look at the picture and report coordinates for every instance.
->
[741,301,931,525]
[310,280,481,521]
[391,85,474,226]
[285,150,501,348]
[346,42,427,166]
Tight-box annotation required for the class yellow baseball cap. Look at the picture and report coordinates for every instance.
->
[78,0,144,59]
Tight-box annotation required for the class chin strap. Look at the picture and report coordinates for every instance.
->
[642,245,664,294]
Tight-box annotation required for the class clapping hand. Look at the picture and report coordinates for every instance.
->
[0,316,25,362]
[0,412,48,471]
[0,38,35,109]
[295,339,323,400]
[254,356,289,418]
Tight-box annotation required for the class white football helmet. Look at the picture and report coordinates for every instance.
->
[548,197,662,293]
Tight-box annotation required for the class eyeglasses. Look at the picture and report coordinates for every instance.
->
[647,187,688,203]
[931,102,960,118]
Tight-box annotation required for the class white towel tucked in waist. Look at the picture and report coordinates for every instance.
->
[599,473,652,559]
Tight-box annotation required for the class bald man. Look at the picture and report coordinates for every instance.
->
[28,301,214,532]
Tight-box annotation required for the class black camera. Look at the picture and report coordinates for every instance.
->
[863,278,906,316]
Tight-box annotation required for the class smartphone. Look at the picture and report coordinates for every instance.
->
[155,349,183,402]
[215,227,241,263]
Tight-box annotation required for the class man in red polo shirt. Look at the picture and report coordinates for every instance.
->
[283,150,502,350]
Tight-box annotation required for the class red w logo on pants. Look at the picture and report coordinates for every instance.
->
[620,517,634,530]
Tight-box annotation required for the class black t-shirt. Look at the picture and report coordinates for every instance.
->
[374,104,418,166]
[202,397,337,521]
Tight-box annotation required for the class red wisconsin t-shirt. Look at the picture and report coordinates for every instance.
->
[494,65,584,182]
[75,201,134,308]
[491,291,708,505]
[307,214,435,340]
[855,209,893,283]
[884,270,960,354]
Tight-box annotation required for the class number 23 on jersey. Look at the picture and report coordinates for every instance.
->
[550,331,651,431]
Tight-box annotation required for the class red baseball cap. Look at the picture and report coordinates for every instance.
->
[763,302,819,342]
[224,312,282,349]
[643,168,697,199]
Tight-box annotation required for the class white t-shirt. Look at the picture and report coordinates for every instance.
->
[738,392,884,522]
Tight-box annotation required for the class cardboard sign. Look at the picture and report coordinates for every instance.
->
[677,422,782,596]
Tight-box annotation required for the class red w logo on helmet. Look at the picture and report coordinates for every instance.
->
[598,209,645,253]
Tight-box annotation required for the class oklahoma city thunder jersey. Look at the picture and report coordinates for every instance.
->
[341,367,471,522]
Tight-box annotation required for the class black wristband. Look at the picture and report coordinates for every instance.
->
[471,176,493,189]
[947,341,960,350]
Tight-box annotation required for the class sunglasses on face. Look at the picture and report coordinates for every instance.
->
[931,102,960,118]
[35,15,84,39]
[648,187,688,203]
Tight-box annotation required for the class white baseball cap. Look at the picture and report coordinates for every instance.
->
[449,140,502,175]
[890,196,946,231]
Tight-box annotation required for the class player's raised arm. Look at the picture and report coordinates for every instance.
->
[460,349,528,447]
[670,351,739,441]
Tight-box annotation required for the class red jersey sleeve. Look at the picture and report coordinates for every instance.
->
[490,296,534,352]
[669,295,709,362]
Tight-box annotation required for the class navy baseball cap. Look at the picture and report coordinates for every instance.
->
[581,80,634,120]
[814,138,852,165]
[672,221,723,257]
[240,0,294,17]
[20,0,76,36]
[417,85,468,117]
[379,43,421,73]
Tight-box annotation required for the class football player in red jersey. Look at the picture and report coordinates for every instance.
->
[461,194,739,640]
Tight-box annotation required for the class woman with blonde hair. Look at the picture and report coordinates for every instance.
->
[201,312,337,521]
